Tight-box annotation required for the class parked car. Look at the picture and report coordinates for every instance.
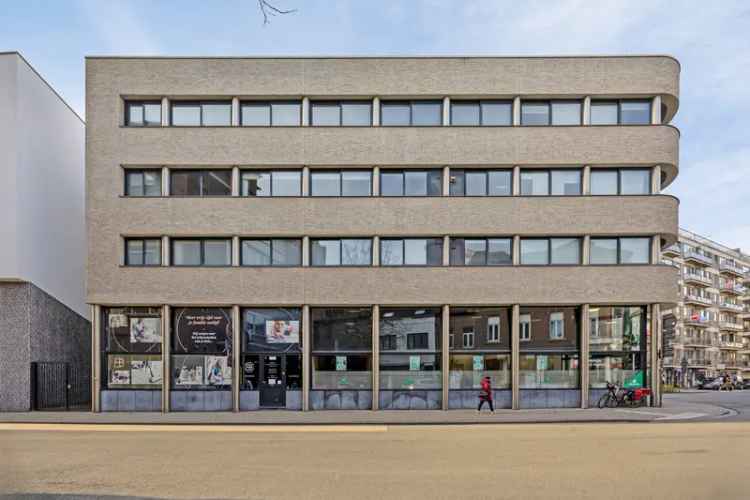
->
[697,377,722,390]
[742,380,750,390]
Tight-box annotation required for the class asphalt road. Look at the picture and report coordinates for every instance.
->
[1,421,748,500]
[663,389,750,421]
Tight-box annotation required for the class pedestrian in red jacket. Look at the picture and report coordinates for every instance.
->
[478,376,494,412]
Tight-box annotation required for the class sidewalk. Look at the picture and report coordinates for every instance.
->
[0,398,730,425]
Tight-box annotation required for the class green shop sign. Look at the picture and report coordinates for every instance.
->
[623,371,644,389]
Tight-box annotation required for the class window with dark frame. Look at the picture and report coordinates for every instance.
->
[310,170,372,197]
[311,101,372,126]
[449,169,512,196]
[521,100,582,126]
[170,101,232,126]
[171,238,232,267]
[125,101,161,127]
[240,101,302,126]
[589,237,651,265]
[380,238,443,266]
[590,168,652,196]
[380,100,442,126]
[450,100,513,126]
[450,238,513,266]
[125,170,162,196]
[170,170,232,196]
[125,238,161,266]
[379,169,442,197]
[240,239,302,267]
[520,168,582,196]
[310,238,372,266]
[240,170,302,197]
[520,238,581,265]
[590,100,652,125]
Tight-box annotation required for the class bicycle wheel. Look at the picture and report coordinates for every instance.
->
[607,395,618,408]
[597,393,610,409]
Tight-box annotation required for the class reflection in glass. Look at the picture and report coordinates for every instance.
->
[590,238,618,265]
[590,170,619,195]
[520,239,549,265]
[520,171,549,196]
[519,354,579,388]
[550,238,580,265]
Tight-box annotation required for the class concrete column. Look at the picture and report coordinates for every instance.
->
[651,303,662,407]
[582,96,591,125]
[372,97,380,126]
[372,304,380,410]
[161,166,169,196]
[583,235,591,265]
[232,236,240,267]
[163,305,171,412]
[512,166,521,195]
[372,236,380,266]
[232,305,241,412]
[582,165,591,195]
[231,166,240,196]
[161,236,170,267]
[651,96,662,124]
[302,166,310,197]
[580,304,590,408]
[442,166,450,196]
[442,97,450,126]
[91,305,101,412]
[372,166,380,195]
[231,97,239,126]
[512,96,521,126]
[443,236,450,266]
[302,236,310,266]
[161,97,169,126]
[441,304,450,410]
[652,165,662,194]
[513,236,521,265]
[652,235,661,264]
[302,97,310,126]
[511,304,520,409]
[302,305,311,411]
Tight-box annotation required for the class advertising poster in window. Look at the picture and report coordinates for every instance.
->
[336,355,347,371]
[109,354,131,385]
[265,320,299,344]
[409,355,421,371]
[174,356,205,386]
[130,317,162,344]
[205,356,231,386]
[131,357,162,386]
[473,355,484,371]
[173,308,232,354]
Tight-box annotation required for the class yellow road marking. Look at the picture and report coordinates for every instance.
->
[0,423,388,433]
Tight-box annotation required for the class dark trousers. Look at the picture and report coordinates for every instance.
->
[478,398,494,411]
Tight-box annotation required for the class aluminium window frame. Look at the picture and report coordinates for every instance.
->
[310,100,373,127]
[239,238,303,267]
[239,101,303,127]
[379,237,444,267]
[519,237,583,266]
[124,100,162,127]
[309,238,373,267]
[239,169,303,197]
[519,168,583,196]
[170,238,233,267]
[380,100,443,127]
[590,99,653,125]
[309,169,373,197]
[169,169,233,197]
[520,99,583,126]
[589,168,653,196]
[378,169,443,197]
[450,237,514,267]
[170,100,233,127]
[589,237,653,265]
[449,99,514,126]
[124,238,162,267]
[123,168,162,197]
[449,169,514,197]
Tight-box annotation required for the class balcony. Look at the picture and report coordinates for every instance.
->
[719,302,744,313]
[683,273,713,287]
[679,336,715,347]
[683,251,714,267]
[686,358,711,367]
[684,294,713,307]
[718,321,744,331]
[683,317,712,328]
[719,261,745,277]
[719,341,745,350]
[663,244,681,257]
[719,283,746,295]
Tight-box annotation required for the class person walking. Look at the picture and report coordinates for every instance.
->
[477,376,494,412]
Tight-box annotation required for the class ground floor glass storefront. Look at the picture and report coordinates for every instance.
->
[95,303,658,412]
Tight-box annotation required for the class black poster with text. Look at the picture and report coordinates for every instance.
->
[172,307,232,354]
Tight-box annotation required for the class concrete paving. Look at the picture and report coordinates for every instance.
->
[1,421,748,500]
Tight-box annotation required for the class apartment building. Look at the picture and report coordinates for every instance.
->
[662,229,750,386]
[0,52,89,411]
[86,56,680,412]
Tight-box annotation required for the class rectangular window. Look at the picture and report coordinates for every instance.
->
[590,100,652,125]
[311,239,372,266]
[125,238,161,266]
[381,100,442,126]
[171,101,231,126]
[590,101,618,125]
[125,101,161,127]
[590,170,619,195]
[620,169,652,195]
[520,170,549,196]
[311,101,372,126]
[449,353,511,389]
[521,169,581,196]
[381,238,442,266]
[550,170,581,195]
[172,239,231,266]
[588,306,645,353]
[380,170,442,197]
[240,101,301,126]
[590,169,652,195]
[520,238,580,265]
[170,170,232,196]
[310,170,372,196]
[102,307,163,390]
[487,317,500,343]
[550,238,581,265]
[590,237,651,265]
[520,314,531,341]
[241,170,301,197]
[462,329,474,348]
[379,308,442,389]
[519,353,579,389]
[450,100,512,126]
[550,101,582,125]
[448,169,513,197]
[125,170,161,196]
[520,239,549,265]
[312,307,372,352]
[450,238,512,266]
[171,307,233,390]
[549,312,565,339]
[519,306,579,351]
[241,239,301,266]
[521,101,550,126]
[590,238,619,265]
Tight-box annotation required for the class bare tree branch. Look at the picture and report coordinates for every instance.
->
[257,0,297,25]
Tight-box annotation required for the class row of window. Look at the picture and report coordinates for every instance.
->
[125,236,653,267]
[125,167,653,197]
[125,98,654,127]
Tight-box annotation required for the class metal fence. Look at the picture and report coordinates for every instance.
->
[30,361,91,411]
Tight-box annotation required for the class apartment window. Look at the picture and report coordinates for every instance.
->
[590,169,651,195]
[462,329,474,348]
[549,312,565,339]
[240,170,301,197]
[125,238,161,266]
[170,170,232,196]
[125,170,161,196]
[311,239,372,266]
[311,101,372,126]
[450,238,512,266]
[240,101,301,126]
[521,100,582,126]
[590,100,652,125]
[450,169,512,196]
[487,317,500,343]
[171,101,231,126]
[520,169,581,196]
[241,239,301,266]
[380,238,443,266]
[520,314,531,341]
[172,239,231,266]
[125,101,161,127]
[381,100,442,126]
[520,238,581,265]
[590,237,651,265]
[380,170,442,197]
[450,100,512,126]
[310,170,372,196]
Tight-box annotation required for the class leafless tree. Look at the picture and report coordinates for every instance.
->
[257,0,297,25]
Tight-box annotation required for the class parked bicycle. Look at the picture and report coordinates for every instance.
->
[597,382,651,408]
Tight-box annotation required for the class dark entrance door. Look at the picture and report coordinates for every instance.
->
[31,361,91,411]
[259,355,286,408]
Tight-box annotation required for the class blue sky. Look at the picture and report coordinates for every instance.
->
[1,0,748,251]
